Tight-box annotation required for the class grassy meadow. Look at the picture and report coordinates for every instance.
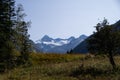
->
[1,53,120,80]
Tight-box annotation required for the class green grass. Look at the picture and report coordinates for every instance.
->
[1,53,120,80]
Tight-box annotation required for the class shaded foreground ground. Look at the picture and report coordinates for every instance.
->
[1,53,120,80]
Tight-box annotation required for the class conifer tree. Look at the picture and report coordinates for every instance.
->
[0,0,16,71]
[15,4,31,65]
[88,19,120,69]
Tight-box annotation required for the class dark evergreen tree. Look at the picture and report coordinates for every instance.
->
[87,19,120,69]
[0,1,31,72]
[67,49,73,54]
[0,0,16,72]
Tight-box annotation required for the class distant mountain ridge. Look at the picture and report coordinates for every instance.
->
[34,35,87,53]
[36,35,73,46]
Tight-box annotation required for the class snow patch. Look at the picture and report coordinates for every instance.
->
[41,40,70,46]
[43,40,63,46]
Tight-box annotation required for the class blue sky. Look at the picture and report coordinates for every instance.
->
[16,0,120,41]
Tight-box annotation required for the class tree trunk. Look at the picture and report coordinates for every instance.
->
[108,52,116,69]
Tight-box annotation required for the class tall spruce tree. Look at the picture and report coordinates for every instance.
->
[15,4,31,65]
[0,0,16,72]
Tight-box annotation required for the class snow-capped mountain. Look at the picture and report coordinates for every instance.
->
[36,35,75,46]
[35,35,87,53]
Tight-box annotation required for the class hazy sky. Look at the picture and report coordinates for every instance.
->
[16,0,120,41]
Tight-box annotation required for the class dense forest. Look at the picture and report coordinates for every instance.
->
[0,0,31,72]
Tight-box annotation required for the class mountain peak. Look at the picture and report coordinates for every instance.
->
[43,35,50,38]
[41,35,53,42]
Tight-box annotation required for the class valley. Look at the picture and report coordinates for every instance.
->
[1,0,120,80]
[1,53,120,80]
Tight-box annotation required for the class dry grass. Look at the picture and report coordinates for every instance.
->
[1,53,120,80]
[30,53,85,65]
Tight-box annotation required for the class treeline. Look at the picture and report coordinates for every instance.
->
[0,0,31,72]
